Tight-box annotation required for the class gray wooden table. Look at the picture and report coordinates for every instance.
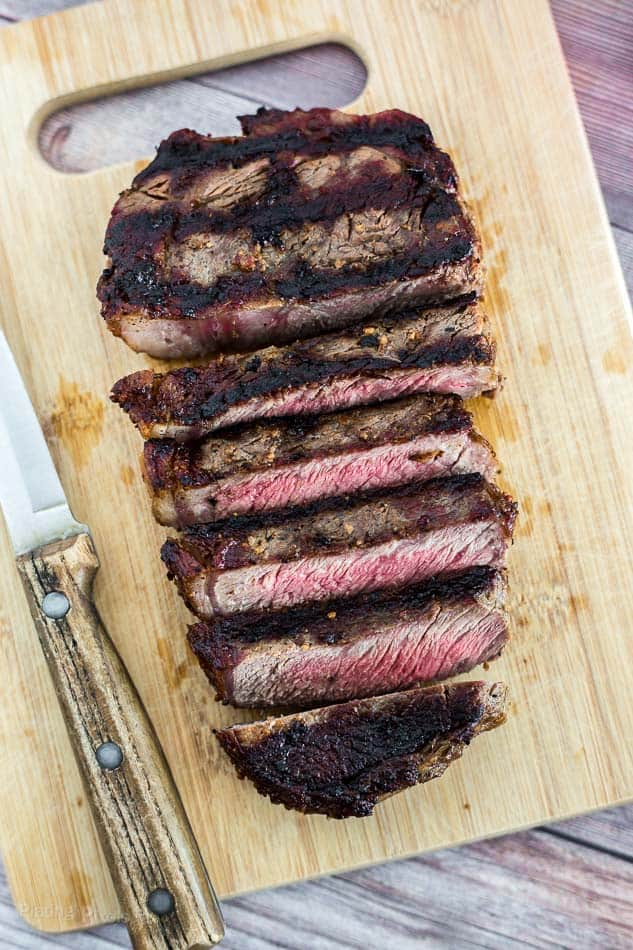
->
[1,1,632,946]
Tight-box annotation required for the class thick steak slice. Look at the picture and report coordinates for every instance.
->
[216,681,507,817]
[144,394,498,527]
[189,567,508,707]
[162,474,517,618]
[98,108,482,358]
[111,299,498,441]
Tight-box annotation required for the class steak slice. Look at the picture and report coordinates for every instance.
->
[111,298,498,441]
[162,474,517,618]
[189,566,508,707]
[98,108,482,358]
[144,394,498,527]
[216,680,507,817]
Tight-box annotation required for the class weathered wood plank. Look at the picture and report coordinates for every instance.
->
[613,226,633,296]
[551,0,633,230]
[37,43,366,172]
[0,0,86,18]
[548,803,633,860]
[4,824,633,949]
[191,42,367,109]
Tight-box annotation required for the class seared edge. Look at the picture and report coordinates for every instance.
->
[111,298,497,439]
[161,473,518,574]
[144,394,473,490]
[142,394,499,526]
[215,681,507,817]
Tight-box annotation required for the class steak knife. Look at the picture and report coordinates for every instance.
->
[0,329,224,949]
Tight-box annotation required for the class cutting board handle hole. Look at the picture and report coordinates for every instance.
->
[34,42,367,175]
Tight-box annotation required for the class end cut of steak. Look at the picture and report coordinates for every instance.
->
[111,298,498,441]
[189,566,508,707]
[162,473,517,618]
[216,680,507,817]
[144,394,498,527]
[98,108,482,358]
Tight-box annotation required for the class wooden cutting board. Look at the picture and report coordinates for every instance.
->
[0,0,631,934]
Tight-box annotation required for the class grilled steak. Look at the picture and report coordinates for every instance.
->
[144,394,498,527]
[98,108,482,358]
[216,680,507,817]
[162,473,516,618]
[189,566,508,707]
[111,299,498,441]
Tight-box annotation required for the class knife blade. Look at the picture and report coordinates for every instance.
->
[0,329,224,949]
[0,331,86,554]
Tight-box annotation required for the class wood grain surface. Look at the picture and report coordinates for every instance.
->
[17,533,224,948]
[0,0,631,947]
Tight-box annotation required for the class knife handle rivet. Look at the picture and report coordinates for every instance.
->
[95,741,124,771]
[147,887,175,917]
[42,591,70,620]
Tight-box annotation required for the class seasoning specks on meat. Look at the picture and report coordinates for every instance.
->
[111,298,498,441]
[142,394,498,527]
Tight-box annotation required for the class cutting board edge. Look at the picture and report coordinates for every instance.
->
[13,788,633,935]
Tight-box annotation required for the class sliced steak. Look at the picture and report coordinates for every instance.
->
[162,474,517,618]
[98,108,482,358]
[145,394,498,527]
[216,680,507,817]
[189,566,508,707]
[111,299,498,441]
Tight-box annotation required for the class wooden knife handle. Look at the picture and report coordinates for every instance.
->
[16,532,224,949]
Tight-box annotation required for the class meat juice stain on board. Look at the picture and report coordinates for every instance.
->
[67,867,93,925]
[515,495,533,538]
[463,184,511,313]
[50,377,105,469]
[464,185,520,449]
[534,343,552,367]
[156,637,191,691]
[603,349,628,374]
[602,322,633,375]
[471,395,520,450]
[120,463,135,486]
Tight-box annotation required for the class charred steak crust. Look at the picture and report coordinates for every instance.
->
[187,567,509,707]
[110,298,497,439]
[144,393,473,490]
[99,106,512,811]
[164,472,517,569]
[215,681,507,817]
[98,108,482,358]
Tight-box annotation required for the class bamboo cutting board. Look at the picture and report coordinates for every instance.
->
[0,0,632,933]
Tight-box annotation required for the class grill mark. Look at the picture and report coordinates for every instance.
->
[177,337,492,425]
[109,296,492,431]
[104,177,459,255]
[186,471,482,539]
[190,565,502,647]
[99,221,474,318]
[143,393,472,490]
[98,109,483,358]
[177,472,517,554]
[132,112,441,184]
